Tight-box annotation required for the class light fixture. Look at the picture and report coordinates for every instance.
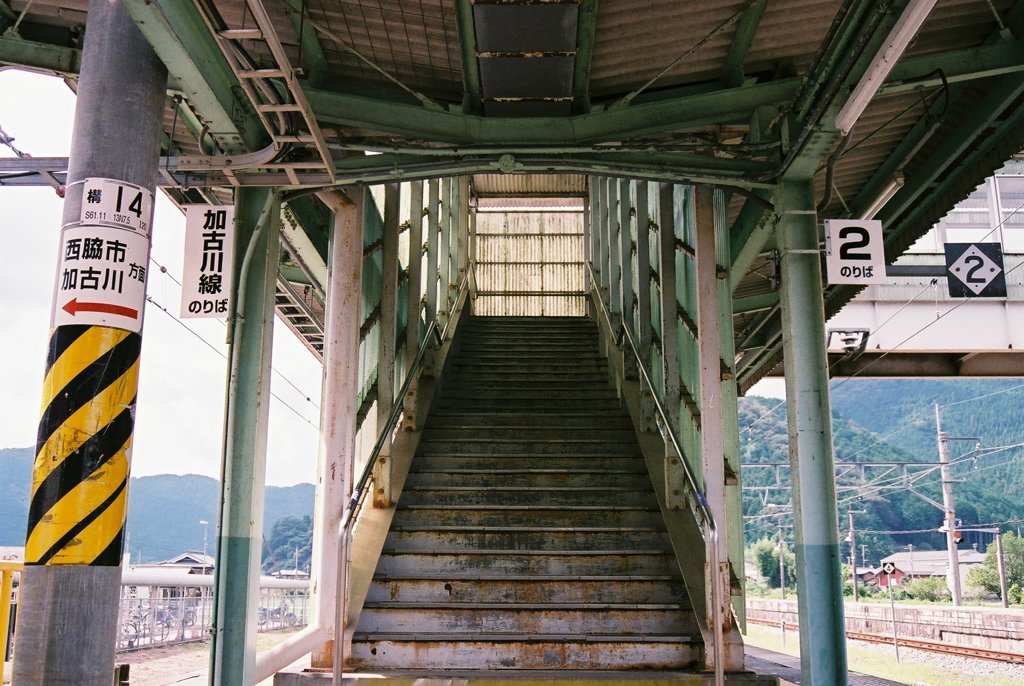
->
[834,0,938,135]
[858,172,905,220]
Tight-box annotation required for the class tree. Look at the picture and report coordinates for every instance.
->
[262,514,313,574]
[967,531,1024,600]
[750,537,795,589]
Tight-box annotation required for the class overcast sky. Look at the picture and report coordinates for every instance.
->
[0,69,323,486]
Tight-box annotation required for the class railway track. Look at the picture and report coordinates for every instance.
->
[748,617,1024,666]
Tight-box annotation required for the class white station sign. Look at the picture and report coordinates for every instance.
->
[824,219,887,285]
[52,224,151,332]
[181,205,235,318]
[78,177,153,236]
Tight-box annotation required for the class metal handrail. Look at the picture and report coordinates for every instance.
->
[333,275,470,683]
[586,264,725,686]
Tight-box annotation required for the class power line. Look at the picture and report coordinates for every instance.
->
[148,255,322,415]
[145,294,320,431]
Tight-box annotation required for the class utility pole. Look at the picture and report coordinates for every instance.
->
[996,532,1008,609]
[935,404,962,606]
[13,2,167,684]
[778,527,786,599]
[848,508,859,602]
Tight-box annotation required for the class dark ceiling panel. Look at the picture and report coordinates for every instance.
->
[474,4,579,53]
[479,56,575,98]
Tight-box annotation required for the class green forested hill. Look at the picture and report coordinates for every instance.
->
[739,389,1022,566]
[830,378,1024,501]
[0,446,313,562]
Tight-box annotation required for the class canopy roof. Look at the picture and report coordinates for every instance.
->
[4,0,1024,387]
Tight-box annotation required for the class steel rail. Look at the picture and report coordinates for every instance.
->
[586,263,725,686]
[332,275,470,684]
[748,617,1024,665]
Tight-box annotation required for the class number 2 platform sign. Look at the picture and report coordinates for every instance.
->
[825,219,887,285]
[944,243,1006,298]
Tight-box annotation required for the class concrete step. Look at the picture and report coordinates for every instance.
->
[364,576,688,604]
[418,439,640,455]
[383,528,670,551]
[391,505,663,528]
[435,399,626,413]
[404,469,646,489]
[356,604,694,635]
[445,379,613,391]
[435,387,620,401]
[347,635,701,671]
[410,455,645,471]
[420,425,636,441]
[374,550,679,577]
[423,411,632,428]
[397,487,656,507]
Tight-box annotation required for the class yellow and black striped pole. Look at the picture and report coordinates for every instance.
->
[25,325,140,566]
[13,1,167,684]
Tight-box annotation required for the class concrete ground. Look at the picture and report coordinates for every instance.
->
[1,630,310,686]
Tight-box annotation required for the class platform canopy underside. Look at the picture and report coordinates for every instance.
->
[4,0,1024,387]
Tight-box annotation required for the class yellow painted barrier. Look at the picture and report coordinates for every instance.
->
[0,561,22,685]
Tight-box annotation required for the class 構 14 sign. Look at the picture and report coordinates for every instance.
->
[824,219,887,285]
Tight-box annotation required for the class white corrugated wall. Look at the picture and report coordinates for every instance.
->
[473,210,586,316]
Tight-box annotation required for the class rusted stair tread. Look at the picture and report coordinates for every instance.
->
[407,468,645,475]
[369,573,680,581]
[397,504,659,511]
[362,602,686,610]
[387,526,660,533]
[353,633,697,644]
[381,548,672,556]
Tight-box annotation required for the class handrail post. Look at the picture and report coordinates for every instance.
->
[587,264,725,686]
[0,562,20,685]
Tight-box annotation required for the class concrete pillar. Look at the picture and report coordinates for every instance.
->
[373,184,400,508]
[307,189,365,669]
[14,1,167,683]
[777,177,848,686]
[211,188,281,686]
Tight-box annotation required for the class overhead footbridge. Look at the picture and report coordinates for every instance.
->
[4,1,1024,685]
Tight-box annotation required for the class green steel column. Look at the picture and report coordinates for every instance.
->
[584,182,593,298]
[457,177,470,281]
[592,178,607,299]
[714,189,746,630]
[438,178,453,324]
[373,184,400,508]
[618,178,635,334]
[777,177,848,686]
[14,1,166,683]
[426,179,440,324]
[657,183,680,419]
[211,188,281,686]
[606,178,622,330]
[635,182,652,365]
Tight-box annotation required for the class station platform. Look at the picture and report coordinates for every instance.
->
[745,646,905,685]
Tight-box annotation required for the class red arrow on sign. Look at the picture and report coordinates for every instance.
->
[62,298,139,319]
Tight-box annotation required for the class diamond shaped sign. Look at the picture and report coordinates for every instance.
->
[944,243,1006,298]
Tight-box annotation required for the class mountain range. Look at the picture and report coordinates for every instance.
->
[3,377,1021,567]
[0,446,313,562]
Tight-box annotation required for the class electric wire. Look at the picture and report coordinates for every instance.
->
[144,293,320,431]
[149,255,322,413]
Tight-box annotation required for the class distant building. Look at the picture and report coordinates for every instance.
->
[271,568,310,581]
[873,549,986,590]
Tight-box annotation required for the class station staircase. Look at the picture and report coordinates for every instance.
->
[346,315,712,676]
